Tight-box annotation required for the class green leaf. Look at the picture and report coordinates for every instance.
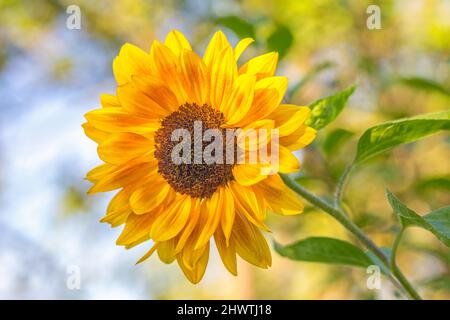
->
[306,85,356,130]
[274,237,373,268]
[266,25,293,59]
[425,207,450,245]
[322,128,354,156]
[386,190,426,229]
[396,77,450,96]
[386,190,450,246]
[415,176,450,192]
[355,111,450,163]
[216,16,255,39]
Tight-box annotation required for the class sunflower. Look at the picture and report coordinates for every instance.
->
[83,30,316,284]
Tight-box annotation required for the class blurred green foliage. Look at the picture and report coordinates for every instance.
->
[266,24,293,59]
[1,0,449,299]
[216,15,256,39]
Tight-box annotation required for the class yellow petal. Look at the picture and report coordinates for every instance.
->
[233,164,268,186]
[255,174,304,215]
[130,75,179,113]
[98,132,153,164]
[149,41,186,104]
[150,196,191,242]
[124,234,151,249]
[232,213,272,268]
[269,104,311,136]
[157,238,177,264]
[203,31,235,109]
[214,229,237,275]
[100,209,131,228]
[86,163,114,182]
[101,187,133,227]
[129,180,171,214]
[229,182,269,231]
[209,46,237,111]
[277,145,300,173]
[116,212,158,246]
[234,38,254,61]
[254,76,287,105]
[177,242,209,284]
[117,81,172,118]
[180,49,209,105]
[175,198,201,253]
[100,94,121,108]
[174,206,211,277]
[164,29,192,57]
[82,122,109,144]
[180,238,209,272]
[84,108,160,135]
[87,159,154,194]
[235,76,288,127]
[136,242,159,264]
[220,187,235,245]
[238,119,275,154]
[113,43,153,85]
[239,52,278,80]
[194,189,223,249]
[107,187,131,213]
[222,74,256,125]
[203,30,232,69]
[280,126,317,150]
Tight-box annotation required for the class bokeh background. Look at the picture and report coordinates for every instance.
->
[0,0,449,299]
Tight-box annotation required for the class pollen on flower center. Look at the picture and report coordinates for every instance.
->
[154,103,235,198]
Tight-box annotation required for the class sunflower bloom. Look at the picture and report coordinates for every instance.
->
[83,30,316,283]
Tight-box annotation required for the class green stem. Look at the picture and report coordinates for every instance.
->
[280,173,422,300]
[391,229,422,300]
[334,163,353,208]
[282,174,388,264]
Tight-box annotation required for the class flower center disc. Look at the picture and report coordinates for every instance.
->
[155,103,234,198]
